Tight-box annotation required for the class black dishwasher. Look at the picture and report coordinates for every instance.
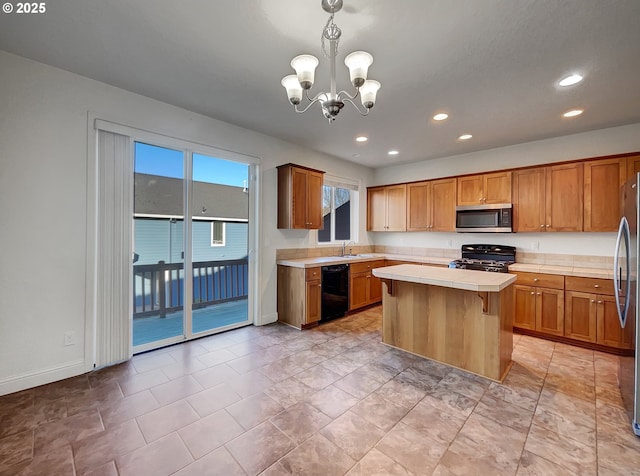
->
[321,264,349,321]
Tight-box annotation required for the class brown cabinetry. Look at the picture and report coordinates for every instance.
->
[583,158,626,231]
[367,185,406,231]
[407,178,456,231]
[457,171,511,206]
[277,164,324,229]
[564,276,632,349]
[513,163,583,232]
[349,260,385,310]
[627,155,640,178]
[277,266,322,329]
[513,272,564,336]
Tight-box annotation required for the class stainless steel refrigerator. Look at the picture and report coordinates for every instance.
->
[614,172,640,436]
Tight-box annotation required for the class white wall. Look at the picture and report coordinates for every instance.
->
[372,123,640,256]
[0,50,375,394]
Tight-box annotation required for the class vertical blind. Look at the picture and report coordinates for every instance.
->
[95,130,132,367]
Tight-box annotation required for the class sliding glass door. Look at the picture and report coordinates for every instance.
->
[132,142,252,352]
[191,154,249,335]
[133,143,185,350]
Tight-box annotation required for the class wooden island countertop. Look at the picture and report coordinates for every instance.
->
[372,264,515,382]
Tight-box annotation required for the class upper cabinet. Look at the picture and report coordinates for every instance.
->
[583,157,626,232]
[277,163,324,229]
[367,184,407,231]
[513,163,583,232]
[457,171,512,206]
[407,178,456,231]
[628,154,640,178]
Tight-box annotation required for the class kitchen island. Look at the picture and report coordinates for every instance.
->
[372,264,516,381]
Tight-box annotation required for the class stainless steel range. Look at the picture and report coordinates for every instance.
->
[449,244,516,273]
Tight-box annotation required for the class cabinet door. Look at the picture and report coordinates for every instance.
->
[386,185,407,231]
[536,288,564,336]
[291,167,309,229]
[483,171,512,204]
[306,171,324,229]
[546,163,584,232]
[513,168,546,232]
[564,291,597,342]
[514,285,536,330]
[367,187,388,231]
[407,181,431,231]
[597,294,632,349]
[350,272,369,310]
[457,175,484,205]
[305,279,322,324]
[431,178,457,231]
[584,158,626,232]
[627,155,640,179]
[369,272,382,304]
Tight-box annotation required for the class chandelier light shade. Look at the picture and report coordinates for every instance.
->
[281,0,381,122]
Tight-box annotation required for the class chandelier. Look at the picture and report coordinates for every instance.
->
[280,0,381,123]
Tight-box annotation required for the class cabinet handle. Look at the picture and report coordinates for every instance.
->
[536,292,541,295]
[540,224,544,228]
[318,284,322,287]
[594,284,599,288]
[597,300,603,304]
[530,292,535,295]
[546,224,550,228]
[533,278,539,282]
[591,299,596,303]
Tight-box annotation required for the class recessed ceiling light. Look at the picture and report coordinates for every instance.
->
[388,150,399,156]
[563,109,584,118]
[458,134,473,141]
[433,113,449,121]
[355,136,368,142]
[558,74,583,87]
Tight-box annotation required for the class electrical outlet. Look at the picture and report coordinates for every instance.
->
[64,331,75,346]
[446,239,453,248]
[531,241,540,251]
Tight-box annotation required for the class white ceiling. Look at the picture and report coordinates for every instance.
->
[1,0,639,168]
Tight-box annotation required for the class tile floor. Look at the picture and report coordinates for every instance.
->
[1,306,640,475]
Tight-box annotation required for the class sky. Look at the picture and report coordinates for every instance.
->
[134,142,248,187]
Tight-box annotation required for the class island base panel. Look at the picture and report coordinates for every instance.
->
[382,281,513,381]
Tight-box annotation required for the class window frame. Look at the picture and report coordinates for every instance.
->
[317,181,359,245]
[210,220,226,247]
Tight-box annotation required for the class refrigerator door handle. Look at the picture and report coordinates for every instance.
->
[614,216,630,328]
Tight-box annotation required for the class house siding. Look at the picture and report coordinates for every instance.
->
[134,218,247,265]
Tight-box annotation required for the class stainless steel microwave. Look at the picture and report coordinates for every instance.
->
[455,203,513,232]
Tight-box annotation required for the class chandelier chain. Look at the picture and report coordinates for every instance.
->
[321,13,339,59]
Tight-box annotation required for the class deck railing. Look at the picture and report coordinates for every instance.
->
[133,258,249,318]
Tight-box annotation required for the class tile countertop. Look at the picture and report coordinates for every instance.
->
[508,263,613,279]
[276,253,613,279]
[276,253,452,268]
[372,264,517,292]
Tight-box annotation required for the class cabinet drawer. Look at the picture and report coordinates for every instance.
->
[514,272,564,289]
[350,260,386,274]
[305,267,321,281]
[565,276,614,295]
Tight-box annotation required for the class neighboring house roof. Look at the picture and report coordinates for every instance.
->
[134,173,248,220]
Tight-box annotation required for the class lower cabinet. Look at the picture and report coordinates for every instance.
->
[514,272,633,352]
[564,276,632,348]
[349,260,385,310]
[514,285,564,336]
[277,265,322,329]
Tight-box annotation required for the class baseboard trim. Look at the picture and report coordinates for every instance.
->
[0,359,86,397]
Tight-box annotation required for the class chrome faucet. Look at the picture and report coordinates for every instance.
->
[341,241,356,256]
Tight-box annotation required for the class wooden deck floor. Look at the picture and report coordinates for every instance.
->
[132,298,249,347]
